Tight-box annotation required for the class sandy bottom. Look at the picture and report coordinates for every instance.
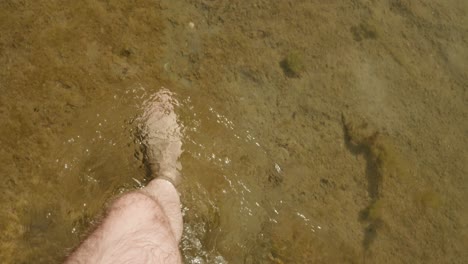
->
[0,0,467,263]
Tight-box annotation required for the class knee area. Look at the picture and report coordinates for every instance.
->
[108,191,165,221]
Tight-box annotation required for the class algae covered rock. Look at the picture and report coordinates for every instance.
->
[281,52,304,77]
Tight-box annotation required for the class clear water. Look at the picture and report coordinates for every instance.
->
[0,0,467,263]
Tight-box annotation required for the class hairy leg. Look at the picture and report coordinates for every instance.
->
[65,190,181,264]
[66,89,184,264]
[142,179,183,242]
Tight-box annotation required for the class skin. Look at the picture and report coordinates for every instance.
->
[65,89,184,264]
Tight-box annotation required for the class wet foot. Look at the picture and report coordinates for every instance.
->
[142,88,183,186]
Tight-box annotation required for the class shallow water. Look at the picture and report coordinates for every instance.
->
[1,0,467,263]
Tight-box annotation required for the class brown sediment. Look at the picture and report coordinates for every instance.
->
[0,0,167,262]
[1,0,467,263]
[342,113,407,251]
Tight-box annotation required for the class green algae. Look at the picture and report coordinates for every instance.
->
[342,114,406,183]
[361,199,385,222]
[280,52,304,77]
[342,114,410,251]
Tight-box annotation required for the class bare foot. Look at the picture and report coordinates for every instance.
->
[142,88,183,186]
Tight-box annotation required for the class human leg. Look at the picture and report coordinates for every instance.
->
[66,89,184,263]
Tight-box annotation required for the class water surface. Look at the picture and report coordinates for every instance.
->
[0,0,467,263]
